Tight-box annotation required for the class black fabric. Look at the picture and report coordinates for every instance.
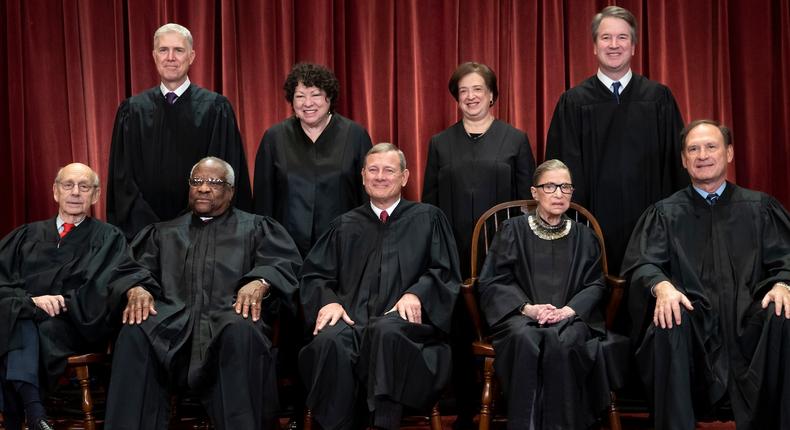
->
[545,74,687,274]
[623,184,790,430]
[0,217,129,388]
[253,114,372,257]
[422,119,535,278]
[299,200,461,430]
[105,208,301,430]
[478,216,614,429]
[107,84,253,241]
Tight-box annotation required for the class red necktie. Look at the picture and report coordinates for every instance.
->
[60,223,75,238]
[380,210,389,223]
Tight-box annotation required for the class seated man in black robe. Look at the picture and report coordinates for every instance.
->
[299,143,461,430]
[623,120,790,430]
[478,159,613,429]
[104,157,302,430]
[107,23,252,241]
[0,163,129,430]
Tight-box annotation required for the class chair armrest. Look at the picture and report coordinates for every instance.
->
[461,277,487,343]
[604,274,626,330]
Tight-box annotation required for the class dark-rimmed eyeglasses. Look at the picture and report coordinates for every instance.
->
[188,177,231,189]
[57,181,97,193]
[534,182,574,194]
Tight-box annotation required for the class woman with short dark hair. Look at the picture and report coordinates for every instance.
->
[254,63,372,257]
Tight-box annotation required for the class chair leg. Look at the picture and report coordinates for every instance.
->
[303,407,313,430]
[607,391,621,430]
[72,364,96,430]
[430,402,443,430]
[479,357,494,430]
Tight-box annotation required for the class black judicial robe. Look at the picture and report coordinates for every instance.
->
[478,216,612,428]
[254,114,372,256]
[109,208,301,386]
[546,74,687,273]
[623,184,790,428]
[0,218,128,384]
[107,84,253,241]
[422,119,535,278]
[299,200,461,414]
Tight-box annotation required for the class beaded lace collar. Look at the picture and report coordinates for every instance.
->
[527,212,571,240]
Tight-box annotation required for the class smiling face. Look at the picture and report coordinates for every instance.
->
[530,168,573,221]
[362,150,409,209]
[593,17,635,80]
[681,123,733,190]
[152,31,195,89]
[457,72,493,121]
[188,160,234,217]
[53,163,100,221]
[292,82,331,129]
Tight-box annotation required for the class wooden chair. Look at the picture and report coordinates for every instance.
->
[45,351,109,430]
[460,200,626,430]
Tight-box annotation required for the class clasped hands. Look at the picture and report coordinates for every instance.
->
[521,303,575,325]
[32,295,67,317]
[652,280,790,329]
[312,293,422,335]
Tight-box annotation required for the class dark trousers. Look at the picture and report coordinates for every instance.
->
[105,320,278,430]
[299,315,451,430]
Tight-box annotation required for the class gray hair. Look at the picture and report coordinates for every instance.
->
[153,23,193,49]
[533,159,572,185]
[365,143,407,171]
[190,156,235,186]
[591,6,638,44]
[54,163,100,187]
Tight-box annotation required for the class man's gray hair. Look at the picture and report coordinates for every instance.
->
[365,143,407,171]
[190,156,235,186]
[591,6,638,44]
[153,23,193,49]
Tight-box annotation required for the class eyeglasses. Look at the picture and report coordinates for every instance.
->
[534,182,574,194]
[188,177,231,189]
[57,182,96,193]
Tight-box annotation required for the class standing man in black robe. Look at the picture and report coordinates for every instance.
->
[299,143,461,430]
[107,23,252,241]
[623,120,790,430]
[0,163,128,430]
[104,157,301,430]
[545,5,687,274]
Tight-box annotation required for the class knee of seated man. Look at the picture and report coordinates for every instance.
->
[219,319,271,348]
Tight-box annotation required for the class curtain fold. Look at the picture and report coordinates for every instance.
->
[2,0,789,236]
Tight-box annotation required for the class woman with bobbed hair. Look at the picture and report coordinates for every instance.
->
[422,62,535,426]
[254,63,372,257]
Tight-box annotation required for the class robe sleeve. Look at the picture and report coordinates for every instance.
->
[565,227,607,325]
[403,210,461,334]
[239,217,302,314]
[106,99,161,240]
[658,87,689,193]
[421,138,440,206]
[208,98,252,212]
[0,226,39,356]
[352,128,373,206]
[545,94,589,207]
[299,221,344,329]
[108,224,163,315]
[622,205,674,338]
[753,196,790,298]
[61,225,134,341]
[253,128,278,217]
[515,132,535,199]
[478,220,531,326]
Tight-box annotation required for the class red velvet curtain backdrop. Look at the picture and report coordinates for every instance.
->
[2,0,790,237]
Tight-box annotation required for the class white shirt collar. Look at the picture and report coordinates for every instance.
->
[56,215,86,230]
[160,78,191,97]
[370,199,400,219]
[597,69,632,94]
